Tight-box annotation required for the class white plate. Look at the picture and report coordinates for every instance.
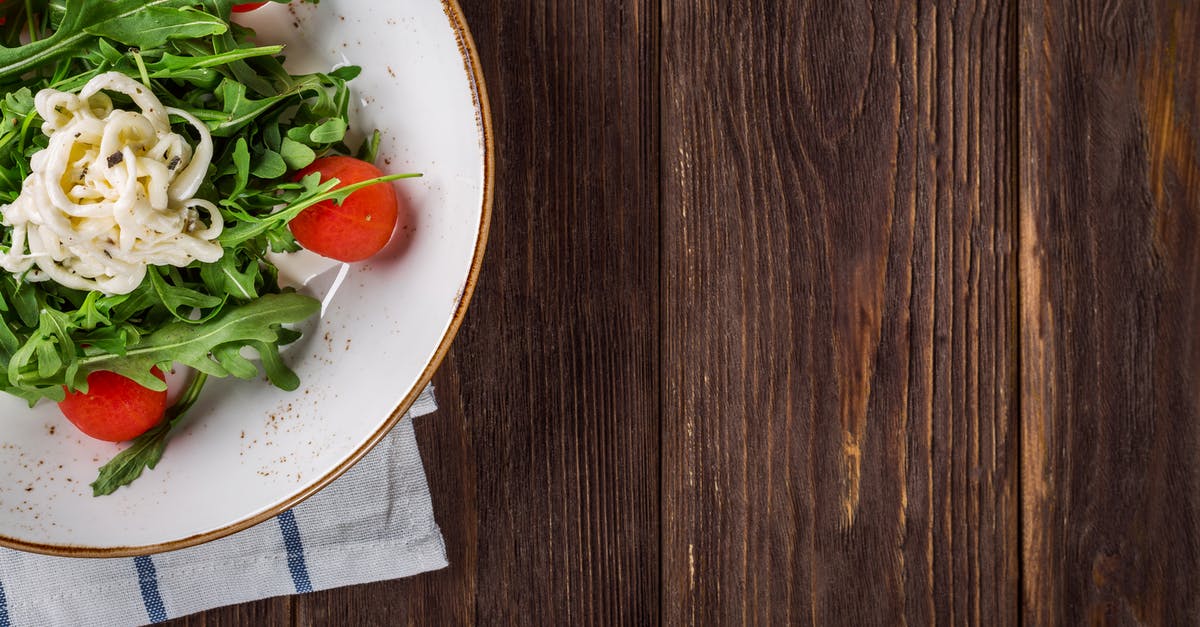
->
[0,0,491,556]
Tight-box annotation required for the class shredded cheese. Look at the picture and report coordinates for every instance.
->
[0,72,224,295]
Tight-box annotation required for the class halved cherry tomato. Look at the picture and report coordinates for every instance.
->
[58,368,168,442]
[290,156,400,262]
[232,2,268,12]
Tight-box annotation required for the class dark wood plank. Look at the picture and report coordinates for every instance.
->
[432,0,660,622]
[293,0,662,624]
[184,0,661,622]
[661,2,1019,624]
[163,597,293,626]
[1019,1,1200,623]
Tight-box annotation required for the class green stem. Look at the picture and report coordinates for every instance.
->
[219,172,424,247]
[133,50,152,88]
[24,0,38,43]
[148,45,286,76]
[167,371,207,426]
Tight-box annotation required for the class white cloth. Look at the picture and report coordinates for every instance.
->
[0,386,446,626]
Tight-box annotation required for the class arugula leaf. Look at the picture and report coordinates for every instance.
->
[148,267,226,323]
[219,172,422,247]
[73,291,112,330]
[251,149,287,179]
[230,137,251,197]
[67,292,319,391]
[357,129,382,164]
[279,136,316,170]
[251,340,300,390]
[148,45,285,77]
[90,421,171,496]
[77,324,139,357]
[199,251,261,301]
[0,0,197,81]
[309,118,347,144]
[86,7,228,49]
[0,312,20,356]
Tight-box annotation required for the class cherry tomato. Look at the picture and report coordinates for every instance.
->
[290,156,400,262]
[58,368,168,442]
[232,2,268,12]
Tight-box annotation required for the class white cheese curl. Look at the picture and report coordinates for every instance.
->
[0,72,224,295]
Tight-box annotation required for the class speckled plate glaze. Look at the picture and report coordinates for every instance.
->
[0,0,491,556]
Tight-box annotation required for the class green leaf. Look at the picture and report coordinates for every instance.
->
[10,309,75,385]
[357,129,382,164]
[219,173,421,247]
[192,73,342,137]
[96,38,125,65]
[90,422,170,496]
[148,268,225,323]
[230,137,251,197]
[147,45,285,77]
[309,118,347,144]
[286,124,317,143]
[0,315,21,356]
[328,65,361,81]
[211,343,259,380]
[194,79,281,137]
[251,149,287,179]
[266,226,301,254]
[0,0,199,81]
[251,340,299,390]
[11,281,39,328]
[264,122,282,152]
[3,88,34,117]
[86,8,228,50]
[199,253,260,302]
[279,137,316,170]
[74,291,113,330]
[110,281,160,322]
[206,30,277,98]
[77,324,139,359]
[69,293,319,390]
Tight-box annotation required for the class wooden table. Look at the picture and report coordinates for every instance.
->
[175,1,1200,624]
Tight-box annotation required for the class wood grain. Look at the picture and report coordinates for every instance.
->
[171,0,1200,623]
[299,0,662,624]
[661,1,1018,624]
[173,0,660,623]
[1020,1,1200,624]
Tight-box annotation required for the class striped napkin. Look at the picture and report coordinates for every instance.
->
[0,386,446,626]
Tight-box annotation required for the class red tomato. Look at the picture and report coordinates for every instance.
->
[232,2,268,12]
[290,156,400,262]
[58,369,169,442]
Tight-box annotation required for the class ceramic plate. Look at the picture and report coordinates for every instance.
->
[0,0,491,556]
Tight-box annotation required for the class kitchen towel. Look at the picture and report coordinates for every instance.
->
[0,386,446,627]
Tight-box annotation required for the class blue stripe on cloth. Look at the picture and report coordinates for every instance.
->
[133,556,168,623]
[0,576,10,627]
[278,510,313,593]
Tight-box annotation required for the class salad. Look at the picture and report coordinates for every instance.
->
[0,0,416,495]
